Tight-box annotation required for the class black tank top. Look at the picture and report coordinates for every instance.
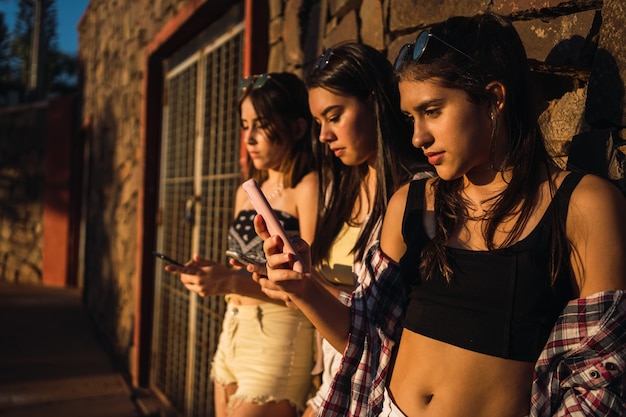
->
[400,173,581,362]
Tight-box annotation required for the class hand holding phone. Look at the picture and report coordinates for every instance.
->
[153,250,185,267]
[225,250,263,268]
[242,179,304,272]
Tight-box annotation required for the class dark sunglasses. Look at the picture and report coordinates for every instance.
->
[394,29,474,71]
[239,73,286,94]
[313,48,333,72]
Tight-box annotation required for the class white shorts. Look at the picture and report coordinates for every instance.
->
[211,301,315,411]
[381,387,408,417]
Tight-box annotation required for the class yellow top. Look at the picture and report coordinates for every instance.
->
[320,222,361,286]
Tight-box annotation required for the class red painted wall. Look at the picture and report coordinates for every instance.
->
[42,96,76,287]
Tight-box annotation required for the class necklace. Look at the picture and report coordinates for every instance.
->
[265,181,284,201]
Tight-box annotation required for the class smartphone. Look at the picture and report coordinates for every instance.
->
[152,250,185,267]
[225,249,263,267]
[241,179,304,272]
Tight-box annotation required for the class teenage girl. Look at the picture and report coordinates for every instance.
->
[167,72,318,417]
[255,14,626,417]
[300,43,432,417]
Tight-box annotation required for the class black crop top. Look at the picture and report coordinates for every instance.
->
[228,209,300,264]
[400,173,582,362]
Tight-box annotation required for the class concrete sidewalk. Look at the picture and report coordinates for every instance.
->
[0,282,142,417]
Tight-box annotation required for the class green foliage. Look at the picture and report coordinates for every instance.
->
[47,49,78,95]
[1,0,77,103]
[0,13,9,73]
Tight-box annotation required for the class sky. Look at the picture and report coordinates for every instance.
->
[0,0,91,55]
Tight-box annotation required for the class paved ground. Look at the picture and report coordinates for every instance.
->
[0,282,143,417]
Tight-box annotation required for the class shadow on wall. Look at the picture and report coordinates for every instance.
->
[535,12,626,195]
[82,96,133,369]
[568,47,626,195]
[0,105,47,283]
[0,107,46,218]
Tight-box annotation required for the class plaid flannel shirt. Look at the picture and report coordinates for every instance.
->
[319,244,406,417]
[319,243,626,417]
[531,290,626,416]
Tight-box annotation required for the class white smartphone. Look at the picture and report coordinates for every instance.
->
[242,178,304,272]
[225,249,263,267]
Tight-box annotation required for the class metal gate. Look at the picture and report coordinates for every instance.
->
[151,9,244,416]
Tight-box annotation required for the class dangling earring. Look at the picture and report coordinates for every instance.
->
[488,131,497,171]
[487,109,499,171]
[487,109,510,180]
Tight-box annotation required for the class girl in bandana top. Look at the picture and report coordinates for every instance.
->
[166,72,318,417]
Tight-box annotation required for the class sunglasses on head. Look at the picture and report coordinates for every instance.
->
[239,73,287,94]
[313,48,333,72]
[394,29,474,71]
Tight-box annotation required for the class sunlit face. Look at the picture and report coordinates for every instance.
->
[240,97,291,171]
[308,87,377,167]
[399,79,493,181]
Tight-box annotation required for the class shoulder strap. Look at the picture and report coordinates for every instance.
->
[402,179,428,245]
[553,172,585,219]
[544,172,586,296]
[406,179,427,211]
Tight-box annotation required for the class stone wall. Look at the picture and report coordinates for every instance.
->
[267,0,625,190]
[77,0,190,369]
[77,0,625,381]
[0,104,46,285]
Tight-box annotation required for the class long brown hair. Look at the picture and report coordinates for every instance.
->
[238,72,314,188]
[306,43,430,266]
[395,13,567,283]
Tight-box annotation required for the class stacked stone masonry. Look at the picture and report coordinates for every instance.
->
[70,0,626,382]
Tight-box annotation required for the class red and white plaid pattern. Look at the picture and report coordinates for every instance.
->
[531,291,626,416]
[319,243,626,417]
[320,244,407,417]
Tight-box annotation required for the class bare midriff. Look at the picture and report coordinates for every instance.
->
[388,329,535,417]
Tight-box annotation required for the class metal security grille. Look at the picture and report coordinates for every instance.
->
[153,60,196,412]
[190,33,244,417]
[152,11,244,417]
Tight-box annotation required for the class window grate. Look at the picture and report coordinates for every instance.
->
[152,11,244,417]
[153,61,197,413]
[192,29,244,417]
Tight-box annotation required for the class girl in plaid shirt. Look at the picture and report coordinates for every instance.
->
[255,13,626,417]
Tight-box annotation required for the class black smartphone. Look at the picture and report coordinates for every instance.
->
[152,251,185,267]
[225,249,262,267]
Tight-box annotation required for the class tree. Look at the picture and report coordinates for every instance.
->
[0,11,22,104]
[9,0,77,99]
[0,12,11,80]
[47,49,78,95]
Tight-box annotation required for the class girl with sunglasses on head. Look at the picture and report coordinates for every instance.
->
[255,13,626,417]
[165,72,318,417]
[254,44,432,417]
